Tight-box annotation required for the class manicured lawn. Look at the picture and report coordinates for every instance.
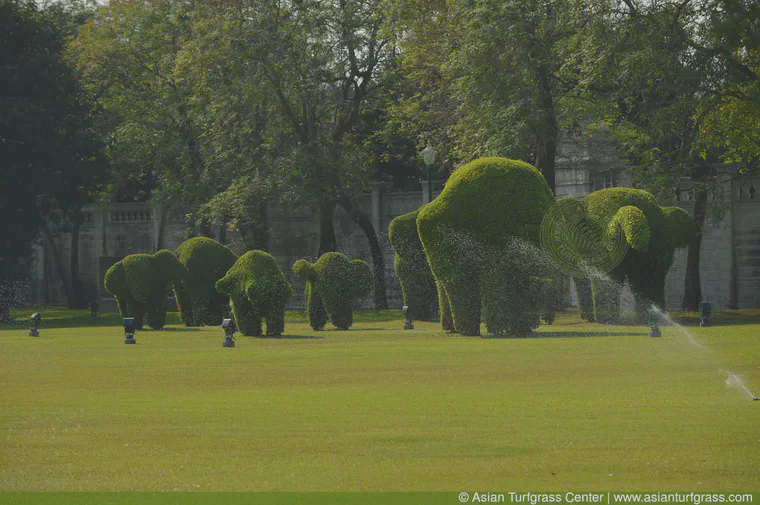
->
[0,309,758,491]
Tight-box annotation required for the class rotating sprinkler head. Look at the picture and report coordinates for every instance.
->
[754,397,759,401]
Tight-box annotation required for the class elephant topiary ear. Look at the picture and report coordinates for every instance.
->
[609,205,651,251]
[104,262,127,296]
[293,259,317,282]
[349,260,373,299]
[663,206,696,248]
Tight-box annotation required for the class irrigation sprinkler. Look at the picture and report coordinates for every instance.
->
[222,318,236,348]
[402,305,414,330]
[123,318,136,344]
[648,309,661,338]
[29,313,41,337]
[699,301,712,327]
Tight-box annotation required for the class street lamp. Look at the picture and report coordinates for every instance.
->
[29,313,41,337]
[222,318,236,348]
[421,141,438,203]
[123,318,136,344]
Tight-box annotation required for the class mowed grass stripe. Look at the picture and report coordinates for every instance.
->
[1,311,758,491]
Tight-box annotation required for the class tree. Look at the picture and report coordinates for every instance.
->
[1,0,101,315]
[193,0,393,308]
[578,0,760,310]
[385,0,590,194]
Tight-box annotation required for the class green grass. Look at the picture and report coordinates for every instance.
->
[1,309,758,491]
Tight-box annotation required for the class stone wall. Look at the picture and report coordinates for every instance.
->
[30,173,760,313]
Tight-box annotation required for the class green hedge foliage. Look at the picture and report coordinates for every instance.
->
[388,208,438,321]
[580,188,696,322]
[174,237,238,326]
[103,250,187,329]
[293,252,373,330]
[215,250,291,337]
[416,157,557,336]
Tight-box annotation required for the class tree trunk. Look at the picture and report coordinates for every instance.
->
[533,59,558,195]
[42,222,73,306]
[682,188,707,311]
[319,200,338,255]
[68,209,87,309]
[156,206,169,250]
[252,202,270,251]
[218,213,228,245]
[338,193,389,310]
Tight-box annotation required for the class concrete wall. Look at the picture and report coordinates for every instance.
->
[31,172,760,314]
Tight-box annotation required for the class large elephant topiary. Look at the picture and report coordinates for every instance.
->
[292,252,373,330]
[388,208,438,322]
[174,237,238,326]
[417,157,557,337]
[569,188,695,323]
[104,250,187,329]
[215,250,292,337]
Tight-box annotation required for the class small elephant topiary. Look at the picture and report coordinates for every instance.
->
[571,188,695,323]
[174,237,238,326]
[215,250,292,337]
[292,252,373,330]
[388,208,438,322]
[104,250,187,329]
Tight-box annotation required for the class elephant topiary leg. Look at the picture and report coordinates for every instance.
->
[445,275,482,336]
[265,308,286,337]
[231,295,262,336]
[330,304,353,330]
[574,276,595,322]
[591,276,621,324]
[306,283,328,331]
[630,272,667,323]
[437,282,454,332]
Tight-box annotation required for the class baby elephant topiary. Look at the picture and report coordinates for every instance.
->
[215,250,292,337]
[104,250,187,329]
[293,252,373,330]
[388,208,439,322]
[174,237,238,326]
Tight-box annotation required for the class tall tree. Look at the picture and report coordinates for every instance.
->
[1,0,102,314]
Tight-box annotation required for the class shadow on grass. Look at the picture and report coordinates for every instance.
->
[531,330,649,338]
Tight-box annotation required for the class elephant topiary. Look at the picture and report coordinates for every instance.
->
[388,208,438,322]
[174,237,238,326]
[104,250,187,329]
[569,188,695,323]
[292,252,373,330]
[417,157,557,337]
[215,250,292,337]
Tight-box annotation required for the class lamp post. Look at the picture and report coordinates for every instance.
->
[123,318,136,344]
[698,301,711,327]
[402,305,414,330]
[222,318,236,347]
[29,313,41,337]
[648,309,661,337]
[421,141,437,204]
